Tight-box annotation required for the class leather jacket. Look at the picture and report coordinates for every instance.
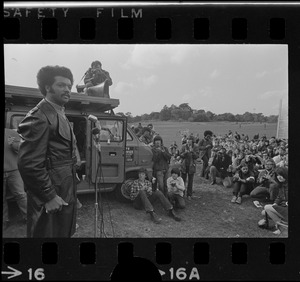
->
[18,99,77,205]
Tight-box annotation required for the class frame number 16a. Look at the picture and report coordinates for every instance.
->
[159,267,200,280]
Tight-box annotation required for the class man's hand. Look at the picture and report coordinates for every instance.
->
[44,195,68,214]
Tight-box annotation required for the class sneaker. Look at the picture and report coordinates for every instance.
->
[236,197,242,204]
[168,209,182,222]
[231,196,237,203]
[253,200,263,208]
[273,228,281,235]
[149,211,162,224]
[258,219,267,227]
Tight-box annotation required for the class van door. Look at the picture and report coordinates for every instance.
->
[90,117,127,184]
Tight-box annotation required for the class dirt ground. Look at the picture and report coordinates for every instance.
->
[3,164,287,238]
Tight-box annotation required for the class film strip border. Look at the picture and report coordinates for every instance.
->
[2,239,290,280]
[3,3,300,281]
[3,5,299,43]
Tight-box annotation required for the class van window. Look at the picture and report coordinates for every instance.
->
[127,130,133,141]
[98,120,124,142]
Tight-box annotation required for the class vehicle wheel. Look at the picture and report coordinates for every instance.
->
[115,179,134,202]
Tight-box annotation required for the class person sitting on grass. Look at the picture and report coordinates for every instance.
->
[166,168,186,209]
[232,151,245,173]
[209,147,232,186]
[130,168,181,224]
[250,159,279,204]
[258,167,288,235]
[231,164,255,204]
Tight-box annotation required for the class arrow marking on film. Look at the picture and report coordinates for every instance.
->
[1,266,22,279]
[158,269,165,276]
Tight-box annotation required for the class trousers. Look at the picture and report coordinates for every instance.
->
[3,170,27,222]
[133,190,172,213]
[250,183,279,202]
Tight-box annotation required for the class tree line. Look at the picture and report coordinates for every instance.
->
[116,103,278,123]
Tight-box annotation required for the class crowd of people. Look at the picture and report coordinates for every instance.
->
[131,124,288,235]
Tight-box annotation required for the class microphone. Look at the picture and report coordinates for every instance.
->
[89,116,101,152]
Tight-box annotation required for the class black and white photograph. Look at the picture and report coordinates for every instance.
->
[3,44,288,238]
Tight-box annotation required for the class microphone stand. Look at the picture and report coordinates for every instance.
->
[92,134,101,238]
[94,148,99,238]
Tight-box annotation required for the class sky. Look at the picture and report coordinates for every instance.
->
[4,44,288,116]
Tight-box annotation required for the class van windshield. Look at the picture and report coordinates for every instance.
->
[98,120,124,142]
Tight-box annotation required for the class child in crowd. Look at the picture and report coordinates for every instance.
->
[167,168,186,209]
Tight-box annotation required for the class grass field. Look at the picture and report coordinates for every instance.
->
[131,121,277,148]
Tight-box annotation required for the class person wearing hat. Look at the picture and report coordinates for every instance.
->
[129,168,181,223]
[179,136,199,200]
[166,168,186,209]
[198,130,213,179]
[84,60,113,89]
[209,147,232,186]
[151,135,172,196]
[250,158,279,204]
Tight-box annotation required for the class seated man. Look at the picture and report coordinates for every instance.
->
[231,164,255,204]
[209,147,232,186]
[129,168,181,224]
[258,167,288,234]
[166,168,185,209]
[139,127,152,145]
[250,159,279,204]
[84,60,113,89]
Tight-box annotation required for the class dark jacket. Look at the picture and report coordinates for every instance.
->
[198,138,212,160]
[212,153,232,178]
[84,68,113,86]
[18,99,77,238]
[152,145,171,172]
[179,143,199,174]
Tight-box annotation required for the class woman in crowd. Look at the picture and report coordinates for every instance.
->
[258,167,288,234]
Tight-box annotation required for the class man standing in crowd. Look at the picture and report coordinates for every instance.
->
[151,135,172,196]
[180,136,199,200]
[198,130,213,179]
[84,60,113,90]
[3,128,27,229]
[18,65,78,238]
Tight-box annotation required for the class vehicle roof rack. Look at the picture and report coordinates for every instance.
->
[5,84,120,112]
